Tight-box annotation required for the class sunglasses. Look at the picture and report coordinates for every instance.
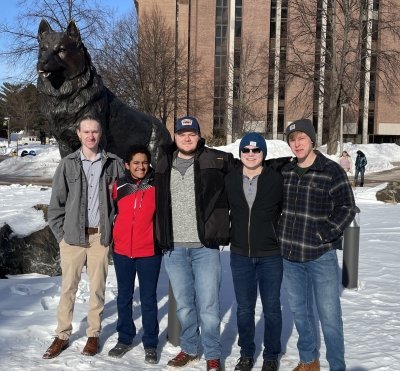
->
[241,147,262,154]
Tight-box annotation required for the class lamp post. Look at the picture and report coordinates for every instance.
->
[340,103,349,154]
[3,117,10,147]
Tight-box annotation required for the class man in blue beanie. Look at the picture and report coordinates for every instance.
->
[226,132,283,371]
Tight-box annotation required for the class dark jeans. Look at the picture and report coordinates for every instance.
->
[230,252,283,360]
[354,167,365,186]
[113,252,162,348]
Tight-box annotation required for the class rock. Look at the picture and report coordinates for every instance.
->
[0,214,60,277]
[376,181,400,204]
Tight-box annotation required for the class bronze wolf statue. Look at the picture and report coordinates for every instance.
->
[36,19,171,164]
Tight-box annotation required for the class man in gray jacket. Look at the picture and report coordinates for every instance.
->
[43,116,123,359]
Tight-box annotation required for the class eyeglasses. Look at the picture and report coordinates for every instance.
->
[241,147,262,154]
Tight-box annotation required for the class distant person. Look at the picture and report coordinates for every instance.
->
[40,129,46,145]
[279,119,357,371]
[225,132,283,371]
[108,145,161,364]
[354,150,367,187]
[43,116,124,359]
[339,151,352,174]
[155,116,234,371]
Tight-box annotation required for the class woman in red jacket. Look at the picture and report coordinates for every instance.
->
[108,145,161,364]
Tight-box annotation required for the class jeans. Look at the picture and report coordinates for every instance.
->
[164,247,221,359]
[354,167,365,186]
[230,253,283,361]
[283,250,346,371]
[113,252,162,348]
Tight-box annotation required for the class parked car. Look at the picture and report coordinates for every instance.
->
[20,149,36,157]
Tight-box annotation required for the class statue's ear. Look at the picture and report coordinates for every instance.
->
[38,19,52,41]
[66,20,81,44]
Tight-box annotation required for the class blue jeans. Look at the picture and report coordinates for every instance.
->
[230,253,283,361]
[164,247,221,359]
[354,167,365,186]
[113,252,162,348]
[283,250,345,371]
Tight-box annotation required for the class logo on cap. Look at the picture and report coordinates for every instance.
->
[181,119,193,126]
[249,141,257,146]
[289,124,296,130]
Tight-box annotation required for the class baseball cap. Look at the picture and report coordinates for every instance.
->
[174,116,200,133]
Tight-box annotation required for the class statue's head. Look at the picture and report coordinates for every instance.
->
[37,19,90,90]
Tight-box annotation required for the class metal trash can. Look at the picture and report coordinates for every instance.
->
[342,206,360,289]
[167,281,181,346]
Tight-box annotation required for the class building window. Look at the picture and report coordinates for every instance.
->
[213,0,229,132]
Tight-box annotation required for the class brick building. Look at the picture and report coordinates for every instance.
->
[134,0,400,145]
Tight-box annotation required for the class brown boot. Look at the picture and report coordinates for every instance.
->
[167,351,199,367]
[293,360,320,371]
[81,337,99,356]
[42,337,69,359]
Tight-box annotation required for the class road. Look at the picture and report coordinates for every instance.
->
[362,162,400,186]
[0,176,52,186]
[0,155,53,186]
[0,157,398,187]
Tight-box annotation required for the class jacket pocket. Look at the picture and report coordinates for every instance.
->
[66,172,81,183]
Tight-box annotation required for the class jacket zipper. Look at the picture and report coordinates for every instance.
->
[130,192,137,258]
[247,205,252,257]
[288,173,300,260]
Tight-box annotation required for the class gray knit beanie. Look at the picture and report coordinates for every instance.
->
[285,119,316,144]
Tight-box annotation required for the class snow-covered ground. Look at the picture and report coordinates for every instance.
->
[0,140,399,370]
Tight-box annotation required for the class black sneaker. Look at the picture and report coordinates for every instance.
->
[234,357,254,371]
[108,342,133,358]
[145,348,158,364]
[261,359,279,371]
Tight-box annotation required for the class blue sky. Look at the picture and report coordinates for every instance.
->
[0,0,135,85]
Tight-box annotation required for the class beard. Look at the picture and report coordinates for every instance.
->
[177,148,196,157]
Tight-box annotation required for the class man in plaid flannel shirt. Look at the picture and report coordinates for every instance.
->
[279,119,356,371]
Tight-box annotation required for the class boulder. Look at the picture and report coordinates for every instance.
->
[0,220,60,277]
[376,181,400,204]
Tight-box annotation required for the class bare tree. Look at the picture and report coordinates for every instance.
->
[286,0,400,154]
[95,11,139,106]
[0,0,112,83]
[227,37,270,139]
[96,7,204,126]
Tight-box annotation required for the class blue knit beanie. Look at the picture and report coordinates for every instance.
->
[239,132,267,159]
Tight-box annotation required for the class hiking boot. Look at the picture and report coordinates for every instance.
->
[207,359,221,371]
[144,348,158,364]
[167,351,199,367]
[262,359,279,371]
[234,356,254,371]
[292,360,320,371]
[108,342,133,358]
[42,337,69,359]
[81,337,99,356]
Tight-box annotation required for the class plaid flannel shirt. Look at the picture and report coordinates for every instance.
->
[279,151,357,262]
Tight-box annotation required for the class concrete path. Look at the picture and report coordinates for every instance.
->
[359,162,400,186]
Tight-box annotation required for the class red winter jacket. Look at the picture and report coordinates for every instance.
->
[112,169,159,258]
